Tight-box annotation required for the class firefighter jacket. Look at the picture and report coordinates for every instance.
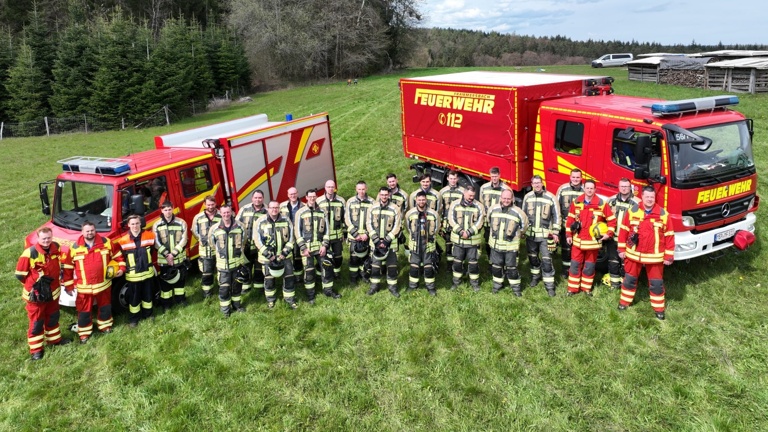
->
[409,188,441,215]
[208,220,246,271]
[192,211,221,258]
[618,204,675,264]
[253,214,294,264]
[294,204,330,254]
[317,194,346,241]
[236,204,267,247]
[565,194,617,251]
[389,188,409,216]
[555,183,583,222]
[345,194,373,240]
[367,201,401,249]
[439,184,465,227]
[62,235,125,295]
[117,230,157,282]
[404,206,439,255]
[521,189,560,239]
[448,198,485,246]
[608,193,639,238]
[487,204,528,252]
[479,181,512,214]
[153,214,188,266]
[16,242,65,302]
[279,200,304,225]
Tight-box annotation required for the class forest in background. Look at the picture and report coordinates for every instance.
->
[0,0,764,127]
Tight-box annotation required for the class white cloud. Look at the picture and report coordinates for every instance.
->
[420,0,768,45]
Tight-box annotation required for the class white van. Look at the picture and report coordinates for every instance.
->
[591,53,633,68]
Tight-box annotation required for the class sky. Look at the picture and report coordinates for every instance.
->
[420,0,767,46]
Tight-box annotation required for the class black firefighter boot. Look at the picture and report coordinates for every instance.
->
[529,275,542,287]
[427,283,437,296]
[511,285,522,297]
[323,289,341,299]
[545,282,556,297]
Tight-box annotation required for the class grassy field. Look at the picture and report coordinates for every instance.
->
[1,65,766,431]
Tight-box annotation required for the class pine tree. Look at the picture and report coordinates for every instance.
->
[89,10,153,126]
[4,42,48,122]
[50,3,97,117]
[0,28,15,121]
[24,3,56,114]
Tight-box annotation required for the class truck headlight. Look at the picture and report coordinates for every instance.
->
[748,197,755,211]
[680,216,695,227]
[675,242,697,252]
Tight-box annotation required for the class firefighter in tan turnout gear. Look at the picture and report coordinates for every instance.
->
[345,181,373,285]
[367,187,402,298]
[438,170,464,267]
[448,186,485,291]
[487,189,528,296]
[316,180,346,280]
[279,187,305,284]
[555,169,584,278]
[153,201,189,307]
[191,196,221,298]
[521,175,560,296]
[208,204,247,317]
[254,201,299,309]
[479,166,512,254]
[404,190,440,295]
[294,189,336,304]
[236,190,267,295]
[605,178,639,290]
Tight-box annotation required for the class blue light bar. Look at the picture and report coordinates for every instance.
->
[59,157,131,176]
[651,96,739,115]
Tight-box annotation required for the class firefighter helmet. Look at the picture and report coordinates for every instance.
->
[234,265,252,284]
[351,241,369,258]
[159,267,181,284]
[591,222,610,240]
[601,273,611,287]
[372,246,388,261]
[267,260,285,278]
[104,260,120,279]
[322,254,334,269]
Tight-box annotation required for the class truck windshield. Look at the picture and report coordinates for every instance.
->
[669,121,755,187]
[53,180,114,232]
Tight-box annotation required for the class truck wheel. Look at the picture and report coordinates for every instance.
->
[596,244,609,272]
[111,279,129,315]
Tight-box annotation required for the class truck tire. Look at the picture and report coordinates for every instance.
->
[111,278,129,315]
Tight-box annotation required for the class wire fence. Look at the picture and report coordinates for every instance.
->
[0,92,246,139]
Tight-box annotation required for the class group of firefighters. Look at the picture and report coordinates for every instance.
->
[16,167,675,361]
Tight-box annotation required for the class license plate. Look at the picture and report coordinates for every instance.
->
[715,228,736,242]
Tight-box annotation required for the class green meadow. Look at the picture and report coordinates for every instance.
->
[0,66,766,431]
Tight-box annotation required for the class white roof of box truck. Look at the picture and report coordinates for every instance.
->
[407,71,607,87]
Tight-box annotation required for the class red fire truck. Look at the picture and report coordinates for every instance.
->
[28,113,337,308]
[400,71,758,261]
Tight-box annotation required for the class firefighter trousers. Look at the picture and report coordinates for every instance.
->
[76,289,113,340]
[620,260,666,312]
[126,278,154,324]
[25,300,63,354]
[568,247,598,293]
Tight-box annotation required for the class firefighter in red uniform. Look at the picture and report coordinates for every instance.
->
[16,227,72,360]
[117,215,157,327]
[618,186,675,320]
[62,221,125,343]
[565,179,616,296]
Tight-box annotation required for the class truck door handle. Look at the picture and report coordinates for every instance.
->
[547,168,559,174]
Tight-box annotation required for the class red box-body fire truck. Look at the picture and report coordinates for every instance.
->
[401,71,758,261]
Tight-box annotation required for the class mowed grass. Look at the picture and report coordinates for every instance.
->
[0,65,767,431]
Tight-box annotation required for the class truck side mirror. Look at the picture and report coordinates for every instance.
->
[39,183,51,216]
[634,136,652,165]
[633,166,649,180]
[131,194,146,216]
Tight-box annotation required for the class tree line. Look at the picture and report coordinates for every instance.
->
[407,28,768,68]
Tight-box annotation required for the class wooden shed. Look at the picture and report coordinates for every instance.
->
[705,57,768,94]
[627,56,711,87]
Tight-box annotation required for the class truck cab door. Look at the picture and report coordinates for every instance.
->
[540,114,592,190]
